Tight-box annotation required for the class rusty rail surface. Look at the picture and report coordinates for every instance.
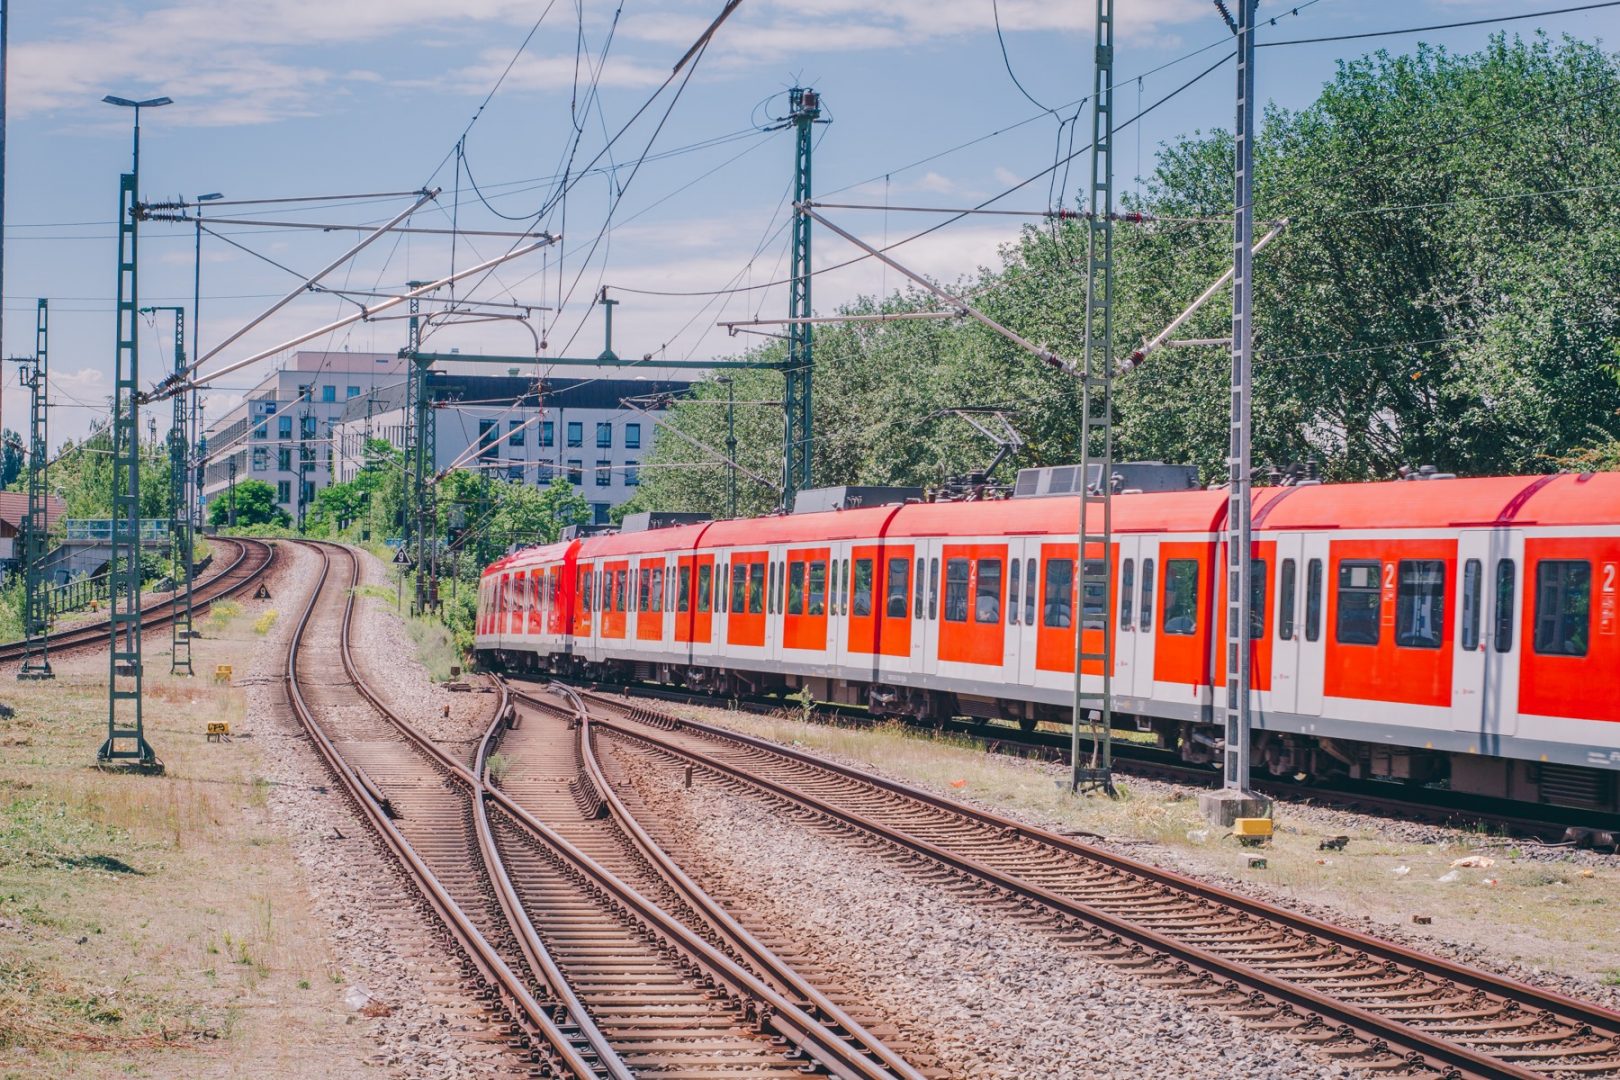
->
[545,682,1620,1080]
[0,536,275,664]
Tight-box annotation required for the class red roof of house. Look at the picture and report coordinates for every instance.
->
[0,491,66,535]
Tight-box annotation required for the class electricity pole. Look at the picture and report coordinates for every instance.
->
[1073,0,1117,795]
[720,375,738,519]
[14,299,51,679]
[782,87,821,510]
[1202,0,1269,823]
[100,93,171,770]
[139,305,194,674]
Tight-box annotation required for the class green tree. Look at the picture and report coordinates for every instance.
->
[208,479,290,528]
[305,438,406,539]
[0,430,22,490]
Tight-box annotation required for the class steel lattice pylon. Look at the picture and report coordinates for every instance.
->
[101,164,155,767]
[1072,0,1117,795]
[782,87,820,510]
[141,306,194,675]
[16,299,53,680]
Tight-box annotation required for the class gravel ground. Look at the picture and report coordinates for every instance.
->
[248,541,528,1078]
[609,738,1356,1080]
[619,694,1620,1014]
[346,547,495,763]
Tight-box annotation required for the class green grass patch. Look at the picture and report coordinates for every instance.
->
[1602,969,1620,987]
[251,609,279,636]
[403,615,462,682]
[0,797,134,874]
[204,600,242,633]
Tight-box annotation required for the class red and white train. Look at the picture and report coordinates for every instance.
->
[476,471,1620,813]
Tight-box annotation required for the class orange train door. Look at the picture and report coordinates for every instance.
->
[691,554,715,645]
[600,560,629,639]
[848,545,880,654]
[877,546,914,657]
[573,564,593,637]
[528,569,545,635]
[727,552,767,647]
[938,543,1008,667]
[783,547,831,652]
[1033,542,1114,675]
[1153,541,1214,689]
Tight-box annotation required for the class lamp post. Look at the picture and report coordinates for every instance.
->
[99,92,170,770]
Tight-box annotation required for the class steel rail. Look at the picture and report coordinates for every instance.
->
[528,681,928,1080]
[559,686,1620,1080]
[285,542,599,1078]
[0,536,274,664]
[310,542,898,1079]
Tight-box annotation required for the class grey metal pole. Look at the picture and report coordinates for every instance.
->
[1223,0,1258,798]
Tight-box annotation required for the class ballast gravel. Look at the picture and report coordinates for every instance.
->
[245,541,527,1078]
[612,742,1354,1080]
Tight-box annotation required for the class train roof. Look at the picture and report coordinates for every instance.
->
[1254,473,1620,530]
[485,539,575,577]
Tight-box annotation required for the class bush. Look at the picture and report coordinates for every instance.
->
[252,610,279,636]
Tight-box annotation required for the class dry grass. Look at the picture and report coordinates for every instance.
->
[673,703,1620,984]
[0,604,374,1076]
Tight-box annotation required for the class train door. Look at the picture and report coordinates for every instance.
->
[1130,539,1159,700]
[692,554,716,646]
[912,543,936,681]
[1008,544,1038,689]
[1269,534,1303,713]
[1112,537,1139,698]
[1454,529,1522,739]
[1295,535,1329,715]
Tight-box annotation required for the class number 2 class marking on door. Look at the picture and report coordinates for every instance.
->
[1601,562,1617,636]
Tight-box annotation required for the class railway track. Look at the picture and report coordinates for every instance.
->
[0,536,276,665]
[572,678,1619,848]
[285,541,906,1079]
[545,683,1620,1080]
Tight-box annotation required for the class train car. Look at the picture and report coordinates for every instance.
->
[477,471,1620,813]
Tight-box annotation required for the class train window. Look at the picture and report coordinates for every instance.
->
[1043,559,1073,628]
[1009,560,1022,625]
[1278,559,1297,641]
[730,561,746,613]
[1493,560,1516,653]
[943,558,971,622]
[1460,559,1481,651]
[1534,560,1591,657]
[1305,559,1323,641]
[853,559,874,617]
[1396,560,1445,649]
[843,558,852,616]
[1226,560,1266,640]
[975,559,1002,623]
[638,568,651,612]
[1335,560,1381,645]
[1163,559,1199,636]
[915,558,925,619]
[807,561,826,616]
[887,558,910,619]
[769,562,779,614]
[929,558,940,620]
[1081,559,1108,630]
[1139,558,1155,631]
[1024,558,1037,625]
[749,562,765,614]
[1119,559,1135,630]
[651,568,664,613]
[787,561,806,616]
[698,565,713,613]
[678,565,691,613]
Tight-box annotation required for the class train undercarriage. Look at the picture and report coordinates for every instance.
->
[483,648,1620,817]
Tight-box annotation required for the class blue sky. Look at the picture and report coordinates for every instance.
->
[3,0,1618,446]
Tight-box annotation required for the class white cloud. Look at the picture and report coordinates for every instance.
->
[446,49,669,96]
[992,165,1022,188]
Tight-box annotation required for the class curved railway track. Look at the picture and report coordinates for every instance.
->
[0,536,276,665]
[285,541,905,1079]
[541,683,1620,1080]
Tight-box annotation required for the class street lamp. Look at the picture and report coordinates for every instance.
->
[101,95,171,175]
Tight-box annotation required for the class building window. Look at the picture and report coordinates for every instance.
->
[278,416,292,440]
[276,480,291,504]
[508,420,525,446]
[301,415,316,438]
[252,448,268,471]
[591,502,610,525]
[277,448,292,472]
[624,460,639,486]
[595,459,611,487]
[507,465,524,481]
[478,419,498,460]
[540,420,555,447]
[296,384,310,401]
[254,422,267,441]
[625,422,641,449]
[567,459,583,484]
[321,385,336,403]
[347,386,361,398]
[596,422,612,448]
[567,421,583,447]
[1534,560,1591,656]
